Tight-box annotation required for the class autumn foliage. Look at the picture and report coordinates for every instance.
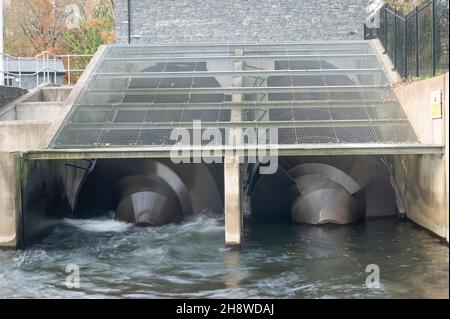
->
[4,0,115,57]
[384,0,425,13]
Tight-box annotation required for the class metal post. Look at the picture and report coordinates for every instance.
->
[46,53,50,84]
[384,6,388,52]
[404,15,408,78]
[42,53,45,84]
[415,6,419,77]
[394,9,397,69]
[4,55,8,86]
[67,56,71,85]
[127,0,131,44]
[0,0,4,86]
[53,55,57,85]
[35,58,39,87]
[44,53,47,84]
[431,0,436,76]
[18,57,21,88]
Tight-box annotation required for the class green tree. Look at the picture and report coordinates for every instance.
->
[4,0,115,57]
[63,0,115,56]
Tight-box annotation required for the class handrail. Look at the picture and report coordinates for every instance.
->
[1,51,93,88]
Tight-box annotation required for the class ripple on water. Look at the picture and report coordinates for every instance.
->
[0,216,448,298]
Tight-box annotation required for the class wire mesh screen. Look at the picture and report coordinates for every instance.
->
[51,42,419,148]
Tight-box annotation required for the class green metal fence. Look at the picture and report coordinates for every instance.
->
[365,0,449,78]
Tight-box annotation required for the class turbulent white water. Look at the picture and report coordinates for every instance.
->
[0,215,448,298]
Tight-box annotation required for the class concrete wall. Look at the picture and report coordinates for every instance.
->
[14,103,64,121]
[394,74,448,145]
[0,155,87,248]
[0,84,75,248]
[0,121,52,151]
[20,159,87,247]
[16,74,64,90]
[0,104,64,122]
[0,86,27,108]
[115,0,372,44]
[392,73,449,241]
[0,152,21,248]
[0,86,71,122]
[23,86,72,103]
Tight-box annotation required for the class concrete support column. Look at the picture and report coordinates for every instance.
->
[224,49,244,246]
[0,152,22,248]
[224,157,242,245]
[444,72,449,242]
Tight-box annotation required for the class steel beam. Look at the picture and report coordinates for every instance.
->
[73,100,400,111]
[85,85,390,95]
[64,118,411,130]
[101,53,377,63]
[94,69,385,78]
[23,144,444,161]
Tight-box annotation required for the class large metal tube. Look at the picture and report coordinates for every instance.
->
[74,159,223,226]
[291,187,363,224]
[249,160,372,225]
[114,175,183,226]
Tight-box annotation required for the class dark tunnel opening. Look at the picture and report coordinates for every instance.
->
[19,155,399,247]
[247,155,397,224]
[75,159,225,225]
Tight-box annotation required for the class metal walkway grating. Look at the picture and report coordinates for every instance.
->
[51,42,419,148]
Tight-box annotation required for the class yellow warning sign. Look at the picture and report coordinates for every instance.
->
[431,90,442,119]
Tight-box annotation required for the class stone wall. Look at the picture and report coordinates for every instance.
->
[0,86,27,108]
[115,0,372,44]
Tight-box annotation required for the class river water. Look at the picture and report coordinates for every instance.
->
[0,215,448,298]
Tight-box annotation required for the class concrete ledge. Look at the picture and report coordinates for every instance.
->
[0,84,48,120]
[26,86,73,102]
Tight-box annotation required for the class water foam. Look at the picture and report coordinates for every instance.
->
[63,218,132,233]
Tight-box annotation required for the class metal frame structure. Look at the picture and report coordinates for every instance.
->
[41,41,429,156]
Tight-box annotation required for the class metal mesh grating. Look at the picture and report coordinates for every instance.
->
[51,42,419,148]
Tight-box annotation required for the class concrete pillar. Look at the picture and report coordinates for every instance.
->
[444,72,449,242]
[224,49,244,246]
[0,152,21,248]
[224,157,242,245]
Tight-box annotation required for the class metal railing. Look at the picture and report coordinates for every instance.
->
[364,0,449,79]
[1,51,93,89]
